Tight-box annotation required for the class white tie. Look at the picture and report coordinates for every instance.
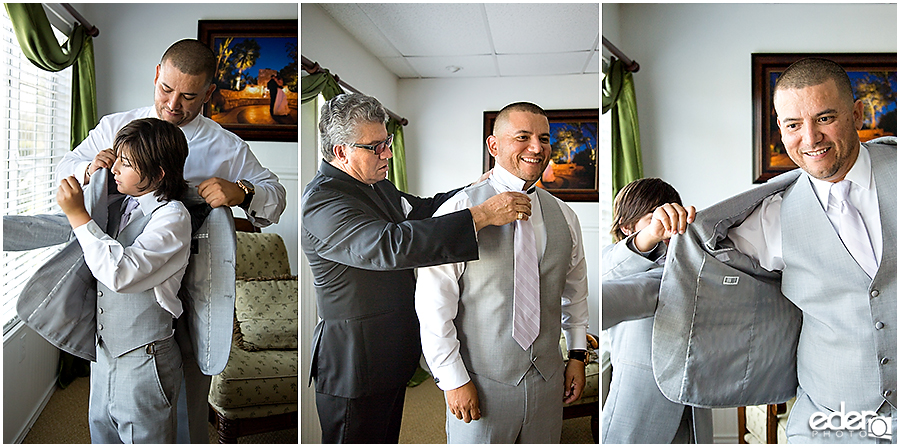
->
[118,196,139,236]
[513,216,540,350]
[831,180,878,278]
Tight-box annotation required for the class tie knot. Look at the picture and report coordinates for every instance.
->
[830,180,851,202]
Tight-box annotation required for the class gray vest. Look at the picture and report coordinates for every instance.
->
[781,142,897,412]
[457,183,572,386]
[96,197,175,358]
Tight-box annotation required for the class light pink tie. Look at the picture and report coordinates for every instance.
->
[513,216,540,350]
[831,180,878,278]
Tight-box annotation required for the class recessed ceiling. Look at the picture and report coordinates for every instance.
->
[317,3,599,79]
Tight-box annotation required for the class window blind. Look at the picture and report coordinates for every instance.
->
[1,10,73,335]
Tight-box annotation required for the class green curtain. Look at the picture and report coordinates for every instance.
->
[5,2,98,388]
[301,69,343,103]
[301,69,409,192]
[602,57,643,200]
[385,118,407,191]
[5,3,98,150]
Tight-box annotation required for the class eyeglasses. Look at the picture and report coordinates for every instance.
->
[349,134,394,156]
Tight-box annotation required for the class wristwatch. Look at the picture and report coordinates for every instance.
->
[568,349,588,363]
[236,179,255,209]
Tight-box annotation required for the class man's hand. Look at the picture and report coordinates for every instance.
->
[633,203,696,252]
[57,176,91,228]
[84,148,116,184]
[563,358,586,404]
[197,177,245,208]
[469,191,531,232]
[446,381,481,423]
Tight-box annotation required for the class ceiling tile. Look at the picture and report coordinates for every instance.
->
[359,3,492,57]
[485,3,599,54]
[497,52,592,77]
[380,57,422,79]
[405,55,498,78]
[319,4,401,58]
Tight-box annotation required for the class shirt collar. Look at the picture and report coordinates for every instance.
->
[133,191,167,216]
[809,142,872,207]
[150,107,201,141]
[489,164,535,194]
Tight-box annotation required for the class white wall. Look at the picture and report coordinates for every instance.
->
[82,3,300,272]
[399,76,601,336]
[616,3,897,210]
[606,3,897,443]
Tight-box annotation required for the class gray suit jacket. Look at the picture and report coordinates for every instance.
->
[4,169,235,375]
[602,239,713,444]
[653,138,896,409]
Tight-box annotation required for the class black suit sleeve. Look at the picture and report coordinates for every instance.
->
[302,186,478,271]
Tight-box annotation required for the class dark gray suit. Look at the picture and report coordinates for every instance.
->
[302,161,480,443]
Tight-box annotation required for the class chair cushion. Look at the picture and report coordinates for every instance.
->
[209,337,298,410]
[235,232,292,278]
[234,276,298,351]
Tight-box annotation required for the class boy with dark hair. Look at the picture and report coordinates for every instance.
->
[602,177,711,443]
[57,117,191,443]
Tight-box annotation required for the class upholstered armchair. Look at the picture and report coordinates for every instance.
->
[207,231,298,443]
[562,332,600,443]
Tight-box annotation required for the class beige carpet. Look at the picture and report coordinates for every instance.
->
[399,380,596,444]
[21,376,297,444]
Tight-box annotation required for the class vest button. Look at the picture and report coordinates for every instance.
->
[98,291,103,297]
[884,390,893,398]
[881,358,889,365]
[871,289,880,298]
[876,322,885,330]
[98,307,104,314]
[98,324,103,331]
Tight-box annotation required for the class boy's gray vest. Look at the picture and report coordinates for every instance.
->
[781,142,897,413]
[456,182,571,386]
[5,169,236,375]
[96,197,174,357]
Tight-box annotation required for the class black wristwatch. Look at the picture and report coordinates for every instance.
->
[236,179,255,209]
[568,349,588,363]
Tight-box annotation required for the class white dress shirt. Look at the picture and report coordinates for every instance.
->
[74,192,192,319]
[57,106,286,227]
[415,165,590,391]
[729,144,881,272]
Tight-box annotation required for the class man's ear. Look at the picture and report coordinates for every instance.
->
[621,226,632,236]
[486,135,499,157]
[202,83,216,104]
[333,144,347,161]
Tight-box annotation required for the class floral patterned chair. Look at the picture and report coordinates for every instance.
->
[207,230,298,443]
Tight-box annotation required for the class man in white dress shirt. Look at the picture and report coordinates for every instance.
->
[415,102,590,443]
[55,39,287,443]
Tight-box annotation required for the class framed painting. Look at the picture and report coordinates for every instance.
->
[198,20,298,142]
[752,53,897,183]
[483,108,598,202]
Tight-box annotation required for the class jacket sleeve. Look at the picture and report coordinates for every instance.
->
[302,187,478,271]
[602,269,662,330]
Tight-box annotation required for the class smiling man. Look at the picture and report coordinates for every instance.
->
[415,102,590,443]
[55,39,286,444]
[600,58,897,444]
[302,93,533,443]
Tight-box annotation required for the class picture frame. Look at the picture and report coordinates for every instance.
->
[752,53,897,183]
[483,108,599,202]
[198,20,298,142]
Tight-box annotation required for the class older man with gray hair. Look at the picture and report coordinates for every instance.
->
[302,92,532,443]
